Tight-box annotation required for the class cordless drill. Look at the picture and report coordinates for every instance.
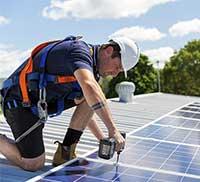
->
[98,132,126,164]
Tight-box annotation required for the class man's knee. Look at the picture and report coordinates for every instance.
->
[21,153,45,171]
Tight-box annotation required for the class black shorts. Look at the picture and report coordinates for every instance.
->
[5,107,45,158]
[4,99,76,158]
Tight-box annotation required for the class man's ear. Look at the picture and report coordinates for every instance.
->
[105,46,113,56]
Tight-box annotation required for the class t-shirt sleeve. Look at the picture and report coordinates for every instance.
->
[68,41,93,74]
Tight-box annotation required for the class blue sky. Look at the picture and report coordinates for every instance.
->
[0,0,199,77]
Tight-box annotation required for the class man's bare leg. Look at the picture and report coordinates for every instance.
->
[69,100,94,130]
[0,134,45,171]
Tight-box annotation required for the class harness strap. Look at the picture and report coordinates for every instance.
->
[38,36,80,90]
[57,76,77,83]
[19,36,78,106]
[19,41,57,106]
[38,42,58,89]
[2,73,77,90]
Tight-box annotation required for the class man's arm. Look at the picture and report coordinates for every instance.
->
[87,116,105,140]
[74,68,125,151]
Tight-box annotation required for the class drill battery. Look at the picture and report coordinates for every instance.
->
[98,137,116,159]
[98,132,126,160]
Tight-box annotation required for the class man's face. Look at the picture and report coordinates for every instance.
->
[99,46,123,78]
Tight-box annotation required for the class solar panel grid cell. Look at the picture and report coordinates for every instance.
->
[181,107,200,113]
[171,111,200,120]
[188,104,200,108]
[155,116,200,130]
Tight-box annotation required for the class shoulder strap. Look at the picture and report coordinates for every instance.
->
[19,40,57,106]
[19,36,79,106]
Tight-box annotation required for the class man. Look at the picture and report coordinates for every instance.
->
[0,35,140,171]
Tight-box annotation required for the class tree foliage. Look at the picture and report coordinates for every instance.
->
[106,54,158,98]
[162,39,200,96]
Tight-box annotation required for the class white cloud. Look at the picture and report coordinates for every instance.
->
[169,18,200,37]
[0,16,10,25]
[0,43,15,50]
[109,26,166,42]
[0,45,31,78]
[143,47,174,68]
[42,0,176,20]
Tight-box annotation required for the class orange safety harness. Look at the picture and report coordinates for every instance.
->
[1,36,82,143]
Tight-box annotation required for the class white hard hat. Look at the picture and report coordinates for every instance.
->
[110,36,140,77]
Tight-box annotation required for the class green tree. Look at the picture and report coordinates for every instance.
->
[162,39,200,96]
[106,54,157,98]
[99,76,113,95]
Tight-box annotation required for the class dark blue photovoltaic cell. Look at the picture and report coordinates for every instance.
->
[131,125,162,137]
[189,104,200,108]
[133,124,200,145]
[40,157,200,182]
[155,116,200,129]
[171,111,200,119]
[181,107,200,112]
[133,124,174,139]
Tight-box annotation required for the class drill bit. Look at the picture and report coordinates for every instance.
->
[116,151,120,166]
[116,132,126,166]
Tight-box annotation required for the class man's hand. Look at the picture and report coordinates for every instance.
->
[109,130,125,152]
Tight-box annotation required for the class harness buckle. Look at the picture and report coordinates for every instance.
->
[37,88,48,121]
[37,100,48,121]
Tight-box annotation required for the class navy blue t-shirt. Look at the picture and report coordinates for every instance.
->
[34,39,96,76]
[31,39,99,109]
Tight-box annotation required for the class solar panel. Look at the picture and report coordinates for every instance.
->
[133,124,200,145]
[181,107,200,112]
[33,157,200,182]
[29,137,200,182]
[29,157,198,181]
[28,102,200,182]
[155,116,200,129]
[188,104,200,108]
[171,110,200,120]
[87,137,200,174]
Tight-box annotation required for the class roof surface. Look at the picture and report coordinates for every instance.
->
[0,92,200,181]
